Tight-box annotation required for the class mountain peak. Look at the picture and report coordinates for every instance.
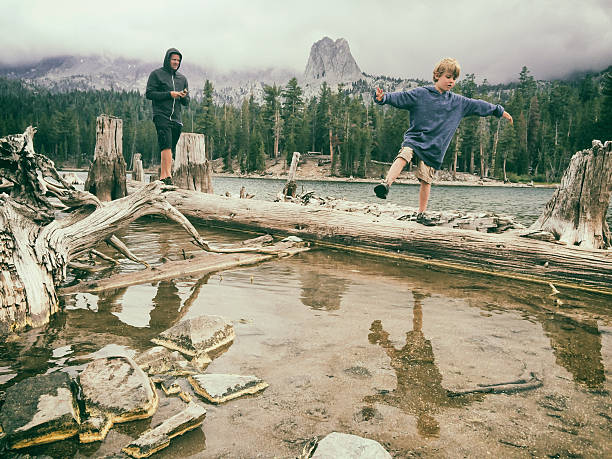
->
[303,37,362,83]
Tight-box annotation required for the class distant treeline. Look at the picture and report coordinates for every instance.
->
[1,65,610,182]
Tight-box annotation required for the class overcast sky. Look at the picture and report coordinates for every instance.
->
[2,0,611,83]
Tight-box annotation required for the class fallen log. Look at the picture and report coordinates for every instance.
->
[144,187,612,294]
[0,127,212,333]
[60,240,309,295]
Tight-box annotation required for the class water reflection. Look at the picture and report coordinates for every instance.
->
[365,291,469,438]
[540,316,605,390]
[298,252,349,310]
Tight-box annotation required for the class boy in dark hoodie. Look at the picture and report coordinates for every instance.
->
[373,58,513,225]
[146,48,190,185]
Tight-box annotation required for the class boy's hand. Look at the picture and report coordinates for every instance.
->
[375,87,384,102]
[502,111,513,124]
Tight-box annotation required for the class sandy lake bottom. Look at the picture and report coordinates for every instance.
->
[1,221,611,458]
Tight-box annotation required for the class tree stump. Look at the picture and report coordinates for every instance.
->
[132,153,144,182]
[529,140,612,249]
[283,152,301,198]
[84,115,127,201]
[173,133,213,193]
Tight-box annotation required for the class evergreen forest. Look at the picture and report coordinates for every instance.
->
[1,65,610,183]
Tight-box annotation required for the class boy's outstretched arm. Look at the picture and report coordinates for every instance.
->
[502,111,513,124]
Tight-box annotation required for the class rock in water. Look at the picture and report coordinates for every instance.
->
[134,346,200,379]
[151,315,235,357]
[0,372,80,449]
[311,432,392,458]
[122,402,207,458]
[188,374,268,404]
[78,356,158,443]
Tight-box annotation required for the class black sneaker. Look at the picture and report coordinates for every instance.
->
[161,176,173,186]
[374,183,389,199]
[416,212,436,226]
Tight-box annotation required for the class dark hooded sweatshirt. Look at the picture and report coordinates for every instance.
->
[375,86,504,169]
[146,48,189,125]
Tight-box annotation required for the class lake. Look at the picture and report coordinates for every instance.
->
[0,217,610,457]
[3,172,609,457]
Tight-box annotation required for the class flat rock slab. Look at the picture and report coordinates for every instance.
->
[0,371,80,449]
[188,374,268,404]
[151,315,235,358]
[311,432,392,458]
[78,356,158,443]
[134,346,199,379]
[122,402,206,458]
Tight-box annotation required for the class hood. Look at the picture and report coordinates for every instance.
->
[426,85,451,96]
[163,48,182,72]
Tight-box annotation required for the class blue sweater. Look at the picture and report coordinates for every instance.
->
[375,86,504,169]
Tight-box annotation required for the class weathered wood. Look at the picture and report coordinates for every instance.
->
[145,187,612,293]
[282,152,300,198]
[84,115,127,201]
[0,127,215,333]
[60,243,309,295]
[132,153,144,182]
[529,140,612,249]
[173,133,213,193]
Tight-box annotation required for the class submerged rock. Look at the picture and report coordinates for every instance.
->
[311,432,391,458]
[151,315,235,358]
[134,346,200,379]
[0,372,80,449]
[78,356,158,443]
[122,402,206,458]
[188,374,268,404]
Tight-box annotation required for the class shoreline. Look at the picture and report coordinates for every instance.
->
[59,168,558,188]
[209,171,559,188]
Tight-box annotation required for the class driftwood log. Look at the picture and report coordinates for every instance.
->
[142,187,611,294]
[528,140,611,249]
[0,127,211,333]
[173,133,213,193]
[84,115,127,201]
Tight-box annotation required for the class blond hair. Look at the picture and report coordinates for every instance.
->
[433,58,461,82]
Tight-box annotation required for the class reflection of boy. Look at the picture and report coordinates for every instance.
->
[374,58,513,225]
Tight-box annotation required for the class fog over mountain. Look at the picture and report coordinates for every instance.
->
[0,37,425,105]
[2,0,610,86]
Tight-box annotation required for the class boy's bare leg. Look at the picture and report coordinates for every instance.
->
[160,148,172,180]
[418,180,431,213]
[384,157,408,185]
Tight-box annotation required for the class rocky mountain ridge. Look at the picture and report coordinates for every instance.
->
[0,37,422,105]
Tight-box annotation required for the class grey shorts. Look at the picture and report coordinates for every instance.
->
[395,147,436,184]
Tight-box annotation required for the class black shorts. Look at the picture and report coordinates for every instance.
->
[153,115,182,155]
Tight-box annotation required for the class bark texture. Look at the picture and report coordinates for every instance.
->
[132,153,144,182]
[84,115,127,201]
[530,140,612,249]
[0,127,209,333]
[173,133,213,193]
[147,187,612,293]
[282,152,301,198]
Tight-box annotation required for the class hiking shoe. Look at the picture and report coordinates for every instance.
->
[374,183,389,199]
[161,176,173,186]
[416,212,436,226]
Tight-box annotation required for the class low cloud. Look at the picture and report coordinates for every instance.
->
[2,0,610,83]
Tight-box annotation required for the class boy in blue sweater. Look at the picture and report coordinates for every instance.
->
[373,58,513,224]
